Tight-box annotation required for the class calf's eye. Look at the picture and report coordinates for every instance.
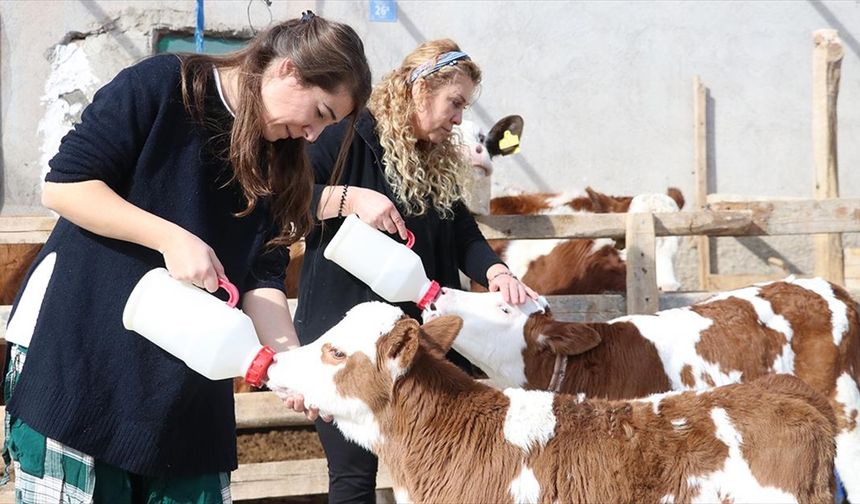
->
[330,347,346,360]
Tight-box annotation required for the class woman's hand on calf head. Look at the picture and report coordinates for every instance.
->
[487,266,539,305]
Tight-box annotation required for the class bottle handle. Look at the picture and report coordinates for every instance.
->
[218,278,240,308]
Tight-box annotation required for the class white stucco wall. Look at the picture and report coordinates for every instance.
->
[1,0,858,287]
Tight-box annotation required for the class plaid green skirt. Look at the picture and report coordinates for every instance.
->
[2,344,232,504]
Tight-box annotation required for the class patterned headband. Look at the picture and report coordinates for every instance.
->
[408,51,471,84]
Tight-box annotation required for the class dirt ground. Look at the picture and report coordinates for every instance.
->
[237,426,325,464]
[237,425,328,504]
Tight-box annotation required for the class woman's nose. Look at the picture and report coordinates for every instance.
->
[304,126,319,143]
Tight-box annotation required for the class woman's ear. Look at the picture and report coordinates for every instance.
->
[277,58,297,79]
[411,80,428,112]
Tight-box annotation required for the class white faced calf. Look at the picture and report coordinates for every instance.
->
[423,277,860,502]
[454,115,523,215]
[268,302,835,504]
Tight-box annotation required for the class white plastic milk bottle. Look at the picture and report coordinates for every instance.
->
[324,214,441,309]
[122,268,275,387]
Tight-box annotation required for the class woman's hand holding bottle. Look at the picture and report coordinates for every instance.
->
[159,227,226,293]
[347,187,409,241]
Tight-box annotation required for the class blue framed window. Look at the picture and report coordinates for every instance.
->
[154,31,249,55]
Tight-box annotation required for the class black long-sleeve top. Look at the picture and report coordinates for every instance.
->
[6,55,289,476]
[294,111,501,344]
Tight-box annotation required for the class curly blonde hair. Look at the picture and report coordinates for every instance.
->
[368,39,482,218]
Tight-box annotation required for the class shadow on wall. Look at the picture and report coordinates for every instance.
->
[723,236,803,275]
[78,0,145,60]
[808,0,860,61]
[703,84,801,275]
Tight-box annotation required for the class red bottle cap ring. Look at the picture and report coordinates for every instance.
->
[416,280,441,310]
[245,346,276,388]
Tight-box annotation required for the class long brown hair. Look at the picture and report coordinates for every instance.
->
[179,14,371,246]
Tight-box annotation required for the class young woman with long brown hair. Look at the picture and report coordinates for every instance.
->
[2,11,370,503]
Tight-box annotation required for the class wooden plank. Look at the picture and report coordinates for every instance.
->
[693,76,711,290]
[0,451,389,502]
[0,231,52,244]
[624,213,659,314]
[235,391,312,429]
[231,458,392,500]
[0,217,56,244]
[705,199,860,236]
[475,199,860,240]
[812,29,845,285]
[0,217,56,233]
[5,201,860,243]
[475,211,753,240]
[546,294,627,322]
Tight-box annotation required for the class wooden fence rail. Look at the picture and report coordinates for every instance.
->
[5,199,860,244]
[474,199,860,240]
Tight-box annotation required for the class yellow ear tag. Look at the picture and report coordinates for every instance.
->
[498,130,521,154]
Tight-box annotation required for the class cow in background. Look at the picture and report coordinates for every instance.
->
[267,302,836,504]
[456,112,685,295]
[454,114,524,216]
[477,187,684,294]
[422,277,860,502]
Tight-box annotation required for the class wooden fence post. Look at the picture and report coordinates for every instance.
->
[693,76,710,290]
[625,212,659,314]
[812,29,844,285]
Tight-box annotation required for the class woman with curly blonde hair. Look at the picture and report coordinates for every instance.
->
[290,38,537,503]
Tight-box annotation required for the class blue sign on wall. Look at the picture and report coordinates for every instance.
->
[369,0,397,22]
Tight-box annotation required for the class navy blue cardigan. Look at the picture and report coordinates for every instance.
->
[6,55,289,476]
[294,111,501,344]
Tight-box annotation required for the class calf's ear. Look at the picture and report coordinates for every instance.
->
[381,318,421,371]
[541,321,602,355]
[585,187,632,213]
[420,316,464,356]
[486,115,524,157]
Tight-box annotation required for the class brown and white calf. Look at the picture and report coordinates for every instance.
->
[480,188,685,294]
[267,302,835,504]
[422,277,860,501]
